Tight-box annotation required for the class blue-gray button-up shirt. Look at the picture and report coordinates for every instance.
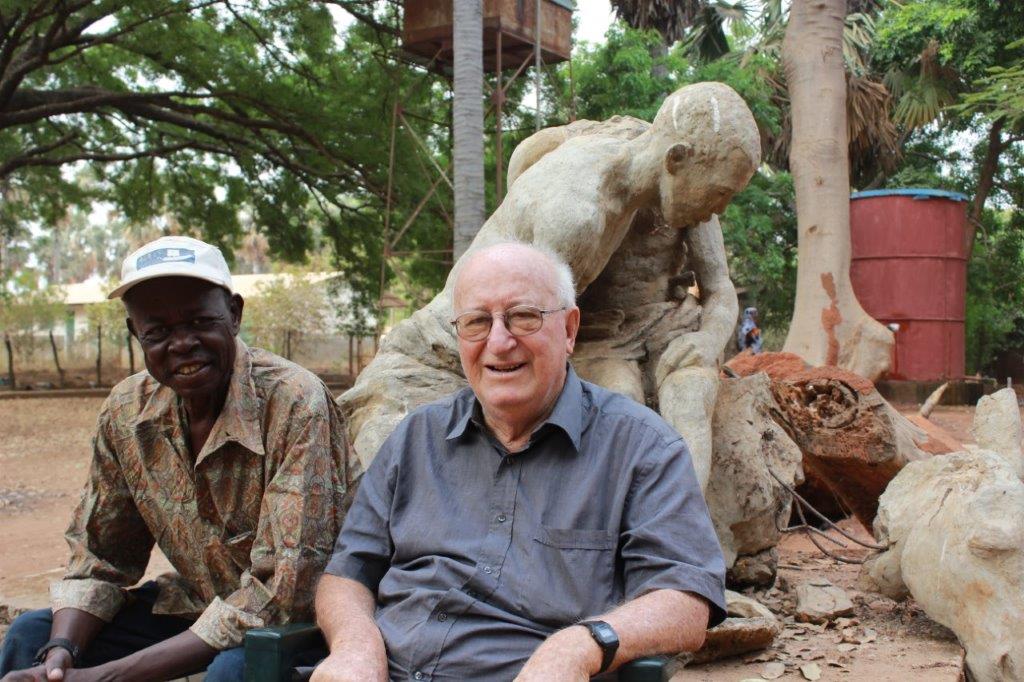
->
[325,368,726,681]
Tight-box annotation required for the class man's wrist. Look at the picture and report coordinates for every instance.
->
[557,624,604,675]
[34,638,79,666]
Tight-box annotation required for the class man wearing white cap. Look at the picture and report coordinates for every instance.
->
[0,236,357,682]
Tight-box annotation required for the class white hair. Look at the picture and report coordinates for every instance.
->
[451,240,576,315]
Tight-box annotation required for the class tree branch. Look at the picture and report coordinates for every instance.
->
[0,140,230,178]
[969,115,1008,252]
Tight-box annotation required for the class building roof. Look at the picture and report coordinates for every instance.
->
[62,272,344,306]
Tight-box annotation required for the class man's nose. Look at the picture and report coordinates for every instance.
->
[485,316,517,351]
[167,325,200,353]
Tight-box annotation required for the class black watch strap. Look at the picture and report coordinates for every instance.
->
[33,638,80,666]
[580,620,619,673]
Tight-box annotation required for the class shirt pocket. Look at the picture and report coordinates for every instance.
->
[534,526,617,551]
[519,525,618,625]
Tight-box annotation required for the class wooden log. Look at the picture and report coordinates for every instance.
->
[768,373,928,528]
[726,352,929,528]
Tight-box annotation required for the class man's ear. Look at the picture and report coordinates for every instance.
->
[564,306,581,354]
[125,317,137,339]
[230,294,244,334]
[664,143,693,176]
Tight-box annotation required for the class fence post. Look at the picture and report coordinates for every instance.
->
[49,329,65,388]
[3,332,14,389]
[126,332,135,375]
[96,323,102,386]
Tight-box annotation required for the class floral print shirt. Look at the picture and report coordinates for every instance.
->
[51,339,358,650]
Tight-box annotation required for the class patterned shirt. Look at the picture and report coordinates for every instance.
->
[51,339,358,650]
[326,367,726,681]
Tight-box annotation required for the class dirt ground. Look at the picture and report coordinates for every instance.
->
[0,396,973,680]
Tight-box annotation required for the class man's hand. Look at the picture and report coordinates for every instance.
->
[0,648,75,682]
[514,626,597,682]
[310,652,388,682]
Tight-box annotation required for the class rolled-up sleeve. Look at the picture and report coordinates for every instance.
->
[189,393,351,650]
[620,437,727,627]
[323,427,398,593]
[52,410,155,622]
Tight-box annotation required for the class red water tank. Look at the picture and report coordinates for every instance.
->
[849,189,970,381]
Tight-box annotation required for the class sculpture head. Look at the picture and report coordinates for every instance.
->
[651,82,761,227]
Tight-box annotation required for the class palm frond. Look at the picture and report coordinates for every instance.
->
[888,40,960,128]
[848,75,902,178]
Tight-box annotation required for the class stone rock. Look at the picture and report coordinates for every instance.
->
[972,388,1023,477]
[680,591,781,666]
[794,579,854,623]
[707,373,804,567]
[862,393,1024,681]
[727,547,779,588]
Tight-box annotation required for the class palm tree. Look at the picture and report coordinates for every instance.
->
[452,0,486,260]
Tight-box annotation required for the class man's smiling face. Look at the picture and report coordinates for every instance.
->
[453,245,579,432]
[124,277,242,402]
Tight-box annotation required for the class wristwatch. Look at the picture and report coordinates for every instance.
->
[579,620,619,673]
[33,638,80,666]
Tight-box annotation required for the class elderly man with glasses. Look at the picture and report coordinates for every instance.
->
[312,242,725,682]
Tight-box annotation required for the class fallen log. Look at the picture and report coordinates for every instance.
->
[726,352,929,528]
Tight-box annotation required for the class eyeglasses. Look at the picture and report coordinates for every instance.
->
[450,305,566,342]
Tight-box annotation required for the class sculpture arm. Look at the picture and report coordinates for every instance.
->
[656,215,738,384]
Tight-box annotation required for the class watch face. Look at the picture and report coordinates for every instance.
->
[593,622,616,644]
[586,621,618,646]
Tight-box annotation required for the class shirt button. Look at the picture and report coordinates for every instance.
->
[483,566,492,574]
[497,513,507,523]
[437,612,448,622]
[413,672,424,680]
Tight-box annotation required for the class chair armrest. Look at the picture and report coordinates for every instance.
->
[616,655,669,682]
[243,625,667,682]
[244,623,325,682]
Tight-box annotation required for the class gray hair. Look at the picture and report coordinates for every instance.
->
[450,240,576,315]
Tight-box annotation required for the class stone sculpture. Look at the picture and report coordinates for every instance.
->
[341,82,762,491]
[862,389,1024,681]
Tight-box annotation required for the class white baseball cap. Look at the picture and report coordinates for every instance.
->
[108,236,233,299]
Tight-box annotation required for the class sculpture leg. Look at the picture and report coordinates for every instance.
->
[658,366,718,492]
[572,357,645,405]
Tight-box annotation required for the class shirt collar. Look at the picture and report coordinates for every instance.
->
[445,365,586,453]
[134,337,266,462]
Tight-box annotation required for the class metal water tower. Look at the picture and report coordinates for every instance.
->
[380,0,575,308]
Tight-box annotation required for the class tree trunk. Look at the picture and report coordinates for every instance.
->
[348,335,354,376]
[96,324,102,386]
[49,330,65,388]
[126,332,135,375]
[968,116,1007,250]
[781,0,893,381]
[285,329,293,360]
[452,0,486,260]
[4,332,14,389]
